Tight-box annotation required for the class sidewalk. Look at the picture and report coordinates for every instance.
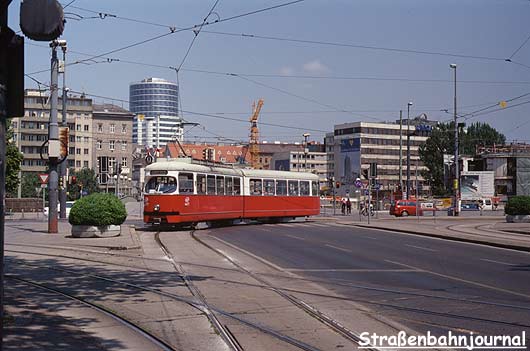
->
[316,212,530,251]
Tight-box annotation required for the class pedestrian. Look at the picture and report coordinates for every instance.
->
[346,198,352,214]
[341,198,346,215]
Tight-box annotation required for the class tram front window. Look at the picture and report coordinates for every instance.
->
[145,176,177,194]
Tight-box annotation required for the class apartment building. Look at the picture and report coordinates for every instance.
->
[12,89,93,173]
[92,104,135,195]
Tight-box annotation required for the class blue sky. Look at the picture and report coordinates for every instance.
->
[9,0,530,145]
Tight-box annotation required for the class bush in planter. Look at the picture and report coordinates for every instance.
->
[504,196,530,216]
[69,193,127,226]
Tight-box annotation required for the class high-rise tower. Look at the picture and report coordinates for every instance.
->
[129,77,182,147]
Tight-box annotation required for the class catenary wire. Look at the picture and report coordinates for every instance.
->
[508,32,530,60]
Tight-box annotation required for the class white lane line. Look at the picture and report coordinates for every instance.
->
[385,259,530,300]
[285,234,306,241]
[324,244,352,253]
[480,258,516,266]
[360,236,378,240]
[286,268,420,272]
[405,244,437,252]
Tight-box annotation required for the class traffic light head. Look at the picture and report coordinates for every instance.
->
[335,181,340,188]
[202,149,207,160]
[361,168,369,179]
[59,127,69,158]
[70,175,76,184]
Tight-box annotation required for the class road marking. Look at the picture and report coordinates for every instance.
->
[359,236,378,240]
[480,258,516,266]
[285,234,306,241]
[405,244,437,252]
[385,259,530,300]
[324,244,352,253]
[286,268,420,272]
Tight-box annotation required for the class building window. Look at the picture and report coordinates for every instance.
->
[97,123,103,133]
[83,161,89,168]
[121,157,127,167]
[121,124,127,133]
[96,140,102,150]
[121,141,127,151]
[110,124,115,133]
[84,148,89,155]
[84,125,89,132]
[76,136,82,142]
[76,160,81,167]
[76,124,81,131]
[109,140,115,151]
[84,136,89,143]
[76,148,81,155]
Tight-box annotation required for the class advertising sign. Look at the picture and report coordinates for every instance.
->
[339,138,360,184]
[460,171,494,200]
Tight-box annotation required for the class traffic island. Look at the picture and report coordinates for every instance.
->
[504,196,530,223]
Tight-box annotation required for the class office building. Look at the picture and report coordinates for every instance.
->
[129,77,182,147]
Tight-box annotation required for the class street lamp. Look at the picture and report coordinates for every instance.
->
[303,133,311,172]
[450,63,459,216]
[406,101,413,200]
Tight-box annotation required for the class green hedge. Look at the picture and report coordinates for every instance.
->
[69,193,127,226]
[505,196,530,216]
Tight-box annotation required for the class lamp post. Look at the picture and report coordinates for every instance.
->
[450,63,459,216]
[303,133,310,172]
[406,101,413,200]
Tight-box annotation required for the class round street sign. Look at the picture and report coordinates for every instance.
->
[354,178,363,188]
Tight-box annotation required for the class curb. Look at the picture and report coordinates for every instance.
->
[352,224,530,253]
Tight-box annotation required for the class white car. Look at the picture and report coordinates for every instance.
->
[44,201,75,217]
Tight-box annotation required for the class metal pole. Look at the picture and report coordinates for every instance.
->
[416,160,419,221]
[332,178,336,216]
[48,43,60,233]
[59,44,67,218]
[406,102,412,200]
[0,10,7,343]
[452,64,460,216]
[399,110,403,193]
[367,184,371,225]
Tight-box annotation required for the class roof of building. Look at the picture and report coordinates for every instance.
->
[258,143,303,154]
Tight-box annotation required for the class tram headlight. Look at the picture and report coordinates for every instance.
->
[154,204,160,212]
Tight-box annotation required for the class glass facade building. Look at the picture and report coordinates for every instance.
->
[129,78,182,147]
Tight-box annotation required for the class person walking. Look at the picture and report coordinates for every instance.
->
[341,198,346,215]
[346,198,352,214]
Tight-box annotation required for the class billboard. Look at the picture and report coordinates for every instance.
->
[339,138,360,184]
[460,171,494,200]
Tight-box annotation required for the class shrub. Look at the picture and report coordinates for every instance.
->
[69,193,127,226]
[504,196,530,216]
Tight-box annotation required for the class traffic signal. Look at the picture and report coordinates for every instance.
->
[70,175,76,184]
[202,148,207,160]
[361,168,369,179]
[335,181,340,188]
[369,162,377,178]
[59,127,69,158]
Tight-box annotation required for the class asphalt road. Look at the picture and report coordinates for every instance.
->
[205,221,530,339]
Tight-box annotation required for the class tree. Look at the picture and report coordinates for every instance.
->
[67,168,99,200]
[5,120,23,197]
[419,121,505,196]
[21,172,40,198]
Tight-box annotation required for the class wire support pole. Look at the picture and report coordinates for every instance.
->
[59,43,68,219]
[48,42,60,233]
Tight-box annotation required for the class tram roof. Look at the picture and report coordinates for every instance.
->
[145,159,319,181]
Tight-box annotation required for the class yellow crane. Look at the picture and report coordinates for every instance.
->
[249,99,264,169]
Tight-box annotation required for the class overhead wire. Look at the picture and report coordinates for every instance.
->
[507,32,530,60]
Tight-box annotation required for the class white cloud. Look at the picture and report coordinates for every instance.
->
[302,60,330,74]
[279,66,295,76]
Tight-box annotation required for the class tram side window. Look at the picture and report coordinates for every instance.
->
[233,177,241,195]
[300,181,310,196]
[207,175,216,194]
[288,180,299,196]
[226,177,234,195]
[264,179,275,196]
[250,178,263,195]
[145,176,177,194]
[197,174,206,194]
[311,181,319,196]
[276,180,287,195]
[217,176,225,195]
[178,173,194,193]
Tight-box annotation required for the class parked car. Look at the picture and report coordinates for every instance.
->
[390,200,423,217]
[479,198,493,211]
[44,201,75,217]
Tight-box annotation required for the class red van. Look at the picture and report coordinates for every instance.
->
[389,200,422,217]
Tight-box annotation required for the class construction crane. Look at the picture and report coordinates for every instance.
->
[249,99,264,169]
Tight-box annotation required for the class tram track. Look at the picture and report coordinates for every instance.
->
[6,246,325,351]
[6,274,176,351]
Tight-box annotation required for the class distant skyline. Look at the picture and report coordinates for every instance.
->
[9,0,530,144]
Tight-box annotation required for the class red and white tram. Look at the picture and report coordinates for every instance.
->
[143,158,320,225]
